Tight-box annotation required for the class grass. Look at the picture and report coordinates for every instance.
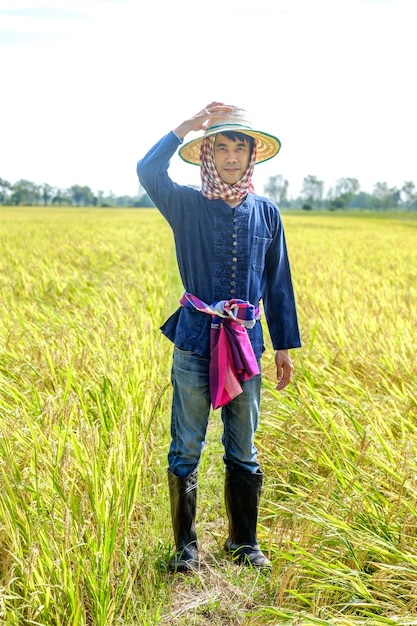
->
[0,207,416,625]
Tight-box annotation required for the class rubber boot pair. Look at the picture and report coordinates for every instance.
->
[224,468,272,569]
[167,467,271,572]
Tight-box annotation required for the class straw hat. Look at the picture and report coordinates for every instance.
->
[179,107,281,165]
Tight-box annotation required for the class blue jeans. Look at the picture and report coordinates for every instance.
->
[168,346,262,478]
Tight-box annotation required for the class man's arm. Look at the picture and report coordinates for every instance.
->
[136,102,235,226]
[173,102,233,140]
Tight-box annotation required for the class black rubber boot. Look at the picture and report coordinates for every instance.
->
[168,469,199,572]
[224,469,271,569]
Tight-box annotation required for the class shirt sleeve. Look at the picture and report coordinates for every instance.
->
[136,131,185,227]
[262,214,302,350]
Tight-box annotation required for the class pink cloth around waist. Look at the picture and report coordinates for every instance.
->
[179,292,261,409]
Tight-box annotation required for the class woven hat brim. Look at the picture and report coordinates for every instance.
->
[178,125,281,165]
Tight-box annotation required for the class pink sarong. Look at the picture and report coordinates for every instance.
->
[180,292,260,409]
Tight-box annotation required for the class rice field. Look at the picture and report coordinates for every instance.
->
[0,206,416,625]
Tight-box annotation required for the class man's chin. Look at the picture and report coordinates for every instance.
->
[221,174,242,185]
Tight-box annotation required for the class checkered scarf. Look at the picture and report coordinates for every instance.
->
[200,135,257,203]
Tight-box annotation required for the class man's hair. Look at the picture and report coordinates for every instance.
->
[219,130,255,153]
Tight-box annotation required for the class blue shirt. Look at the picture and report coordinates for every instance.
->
[137,131,301,359]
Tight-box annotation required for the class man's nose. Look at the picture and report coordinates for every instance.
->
[226,150,238,162]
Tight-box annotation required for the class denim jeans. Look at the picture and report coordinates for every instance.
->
[168,346,262,478]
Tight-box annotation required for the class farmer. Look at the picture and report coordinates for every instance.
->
[137,102,301,572]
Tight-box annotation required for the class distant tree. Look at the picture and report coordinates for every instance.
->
[10,179,40,205]
[0,178,11,204]
[401,181,417,210]
[328,177,361,210]
[68,184,95,206]
[134,192,155,208]
[301,175,324,208]
[40,183,55,206]
[351,191,376,210]
[327,198,345,211]
[373,182,400,210]
[263,174,289,206]
[96,190,106,206]
[334,177,360,196]
[52,189,70,205]
[113,195,135,206]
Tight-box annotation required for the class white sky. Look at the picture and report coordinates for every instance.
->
[0,0,416,199]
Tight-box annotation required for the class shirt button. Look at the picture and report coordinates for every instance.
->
[231,273,236,278]
[231,265,236,270]
[232,257,237,262]
[230,289,235,295]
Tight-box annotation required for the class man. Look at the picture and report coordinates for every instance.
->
[137,102,301,572]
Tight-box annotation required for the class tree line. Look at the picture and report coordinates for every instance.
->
[1,175,416,211]
[264,175,417,211]
[0,178,153,208]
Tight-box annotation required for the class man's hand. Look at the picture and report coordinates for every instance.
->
[275,349,294,391]
[173,102,234,139]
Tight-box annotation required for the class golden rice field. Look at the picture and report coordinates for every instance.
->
[0,206,416,626]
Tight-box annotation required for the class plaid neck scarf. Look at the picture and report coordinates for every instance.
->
[200,135,257,203]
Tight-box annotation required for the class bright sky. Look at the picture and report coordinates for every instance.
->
[1,0,416,199]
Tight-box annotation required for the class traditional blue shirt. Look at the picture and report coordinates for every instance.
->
[137,131,301,359]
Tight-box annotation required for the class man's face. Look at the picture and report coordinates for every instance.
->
[213,133,251,185]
